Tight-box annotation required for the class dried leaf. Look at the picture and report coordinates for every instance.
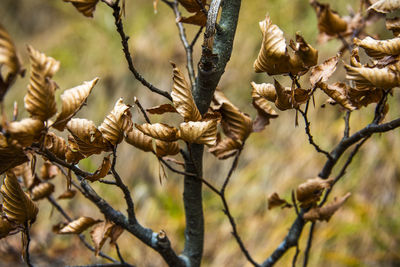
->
[251,82,276,102]
[208,136,241,160]
[171,62,201,121]
[317,82,356,110]
[24,45,59,121]
[291,33,318,69]
[154,140,180,157]
[386,17,400,36]
[178,0,206,13]
[179,119,218,146]
[99,98,133,145]
[6,118,44,147]
[212,90,253,142]
[303,192,351,222]
[90,220,114,255]
[309,55,340,87]
[274,80,295,110]
[311,0,347,36]
[267,192,292,210]
[125,128,154,152]
[348,87,383,108]
[40,161,58,180]
[31,182,54,201]
[251,82,278,132]
[179,12,207,27]
[56,216,101,234]
[57,189,77,200]
[11,162,36,189]
[109,225,123,245]
[0,172,38,224]
[67,118,111,156]
[0,216,16,239]
[0,134,29,174]
[354,36,400,59]
[345,63,400,89]
[296,177,334,208]
[65,135,85,163]
[136,123,179,142]
[63,0,99,17]
[52,78,98,131]
[368,0,400,13]
[146,103,177,115]
[44,132,68,160]
[86,156,112,182]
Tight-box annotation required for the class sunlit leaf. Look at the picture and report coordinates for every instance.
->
[386,17,400,36]
[368,0,400,13]
[90,220,114,255]
[317,82,356,110]
[125,128,154,152]
[0,172,38,224]
[208,136,241,160]
[136,123,180,142]
[57,189,77,200]
[146,103,177,115]
[56,216,101,234]
[86,155,112,182]
[0,134,29,175]
[171,62,201,121]
[63,0,99,17]
[52,78,98,131]
[154,140,180,157]
[309,55,340,87]
[0,216,16,239]
[31,182,55,201]
[251,82,276,102]
[6,118,44,147]
[251,82,278,132]
[179,119,218,146]
[296,177,334,208]
[267,192,292,210]
[303,192,351,222]
[44,132,68,160]
[354,36,400,59]
[345,63,400,89]
[310,0,347,36]
[24,45,59,121]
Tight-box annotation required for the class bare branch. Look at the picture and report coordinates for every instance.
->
[302,222,316,267]
[23,223,33,267]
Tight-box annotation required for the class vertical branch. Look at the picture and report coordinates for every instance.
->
[23,223,33,267]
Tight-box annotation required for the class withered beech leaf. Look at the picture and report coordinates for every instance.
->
[31,182,55,201]
[86,155,112,182]
[208,136,242,160]
[146,103,177,115]
[0,24,23,89]
[251,82,278,132]
[273,80,296,110]
[0,172,38,224]
[303,192,351,222]
[66,135,85,164]
[212,90,253,143]
[179,12,207,27]
[44,132,68,160]
[171,62,201,122]
[67,118,111,156]
[109,225,124,245]
[254,15,289,74]
[63,0,99,17]
[40,161,59,180]
[0,134,29,175]
[6,118,44,147]
[251,82,276,102]
[354,37,400,59]
[310,0,347,36]
[317,82,356,110]
[178,0,206,13]
[154,140,180,157]
[0,216,16,239]
[386,17,400,36]
[57,217,102,234]
[179,119,218,146]
[125,128,154,152]
[57,189,77,200]
[90,220,115,255]
[99,98,133,146]
[296,177,334,208]
[309,55,340,87]
[52,78,99,131]
[368,0,400,14]
[24,45,59,121]
[12,162,36,190]
[345,63,400,89]
[267,192,292,210]
[291,33,318,70]
[348,87,384,108]
[136,123,179,142]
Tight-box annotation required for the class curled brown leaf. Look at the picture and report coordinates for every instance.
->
[303,192,351,222]
[56,216,102,234]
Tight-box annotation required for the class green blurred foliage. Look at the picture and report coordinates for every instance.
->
[1,0,400,266]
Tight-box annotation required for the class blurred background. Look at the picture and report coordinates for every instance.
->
[1,0,400,266]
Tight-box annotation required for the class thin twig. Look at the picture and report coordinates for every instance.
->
[302,222,316,267]
[134,98,151,123]
[292,244,300,267]
[292,190,299,217]
[221,148,242,193]
[343,111,351,138]
[115,244,126,264]
[24,223,33,267]
[108,0,172,101]
[190,27,204,48]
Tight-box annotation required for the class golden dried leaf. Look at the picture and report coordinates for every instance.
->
[303,192,351,222]
[348,87,383,108]
[40,161,58,180]
[251,82,278,132]
[24,45,59,121]
[99,98,133,145]
[345,63,400,89]
[179,119,218,146]
[56,216,101,234]
[65,135,85,163]
[146,103,177,115]
[178,0,206,13]
[63,0,99,17]
[57,189,77,200]
[109,225,124,245]
[251,82,276,102]
[6,118,44,147]
[154,140,180,157]
[179,12,207,27]
[354,36,400,59]
[171,62,201,121]
[0,216,16,239]
[0,134,29,174]
[311,0,347,36]
[52,78,98,131]
[274,80,295,110]
[0,24,22,89]
[0,172,38,224]
[309,55,340,87]
[254,15,289,74]
[386,17,400,36]
[67,118,111,156]
[208,136,241,160]
[368,0,400,13]
[136,123,179,142]
[125,128,154,152]
[213,90,253,142]
[267,192,292,210]
[296,177,334,208]
[86,156,112,182]
[31,182,54,201]
[318,82,356,110]
[44,132,68,160]
[90,220,115,255]
[11,162,36,190]
[292,33,318,69]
